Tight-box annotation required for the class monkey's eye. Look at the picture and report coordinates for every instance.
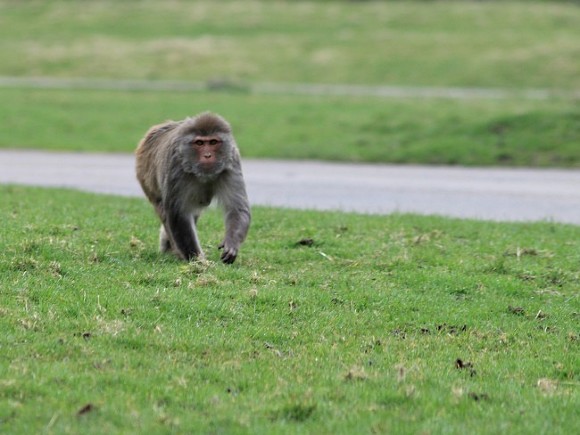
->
[193,139,205,146]
[209,139,220,145]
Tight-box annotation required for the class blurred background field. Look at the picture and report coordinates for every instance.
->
[0,0,578,166]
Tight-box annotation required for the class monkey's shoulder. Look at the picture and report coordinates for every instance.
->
[142,121,181,145]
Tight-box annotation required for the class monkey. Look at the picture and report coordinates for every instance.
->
[135,112,251,264]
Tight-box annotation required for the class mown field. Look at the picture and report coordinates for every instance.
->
[1,87,579,167]
[0,0,579,166]
[1,186,579,433]
[1,2,579,433]
[1,0,578,89]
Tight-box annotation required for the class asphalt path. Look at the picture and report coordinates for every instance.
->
[1,149,579,225]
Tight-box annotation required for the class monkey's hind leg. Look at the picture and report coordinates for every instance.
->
[159,222,205,261]
[159,225,172,253]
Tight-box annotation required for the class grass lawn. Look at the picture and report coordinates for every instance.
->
[0,0,578,90]
[1,186,578,433]
[1,0,579,167]
[1,87,579,167]
[1,2,578,433]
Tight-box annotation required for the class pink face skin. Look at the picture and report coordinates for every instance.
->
[192,136,222,167]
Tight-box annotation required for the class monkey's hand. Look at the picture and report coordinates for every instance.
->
[218,241,238,264]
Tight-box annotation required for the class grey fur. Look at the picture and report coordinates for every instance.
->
[135,112,251,263]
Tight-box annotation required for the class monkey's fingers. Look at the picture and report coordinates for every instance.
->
[220,247,238,264]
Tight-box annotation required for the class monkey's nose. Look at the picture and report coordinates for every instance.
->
[203,153,212,159]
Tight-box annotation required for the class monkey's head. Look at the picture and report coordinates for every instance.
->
[177,112,234,180]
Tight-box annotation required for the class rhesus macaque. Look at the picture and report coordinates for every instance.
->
[135,112,251,264]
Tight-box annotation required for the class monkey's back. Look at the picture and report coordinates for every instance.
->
[135,120,181,203]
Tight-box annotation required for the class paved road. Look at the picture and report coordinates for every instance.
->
[1,149,579,225]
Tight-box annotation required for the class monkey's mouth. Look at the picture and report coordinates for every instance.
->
[195,161,223,175]
[198,160,215,169]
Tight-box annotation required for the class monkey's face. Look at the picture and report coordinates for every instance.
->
[193,136,222,165]
[179,134,227,179]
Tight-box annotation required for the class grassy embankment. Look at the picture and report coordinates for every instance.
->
[0,0,578,166]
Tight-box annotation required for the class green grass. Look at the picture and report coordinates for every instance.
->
[0,0,578,89]
[1,185,579,434]
[1,87,579,167]
[1,0,579,167]
[1,3,578,432]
